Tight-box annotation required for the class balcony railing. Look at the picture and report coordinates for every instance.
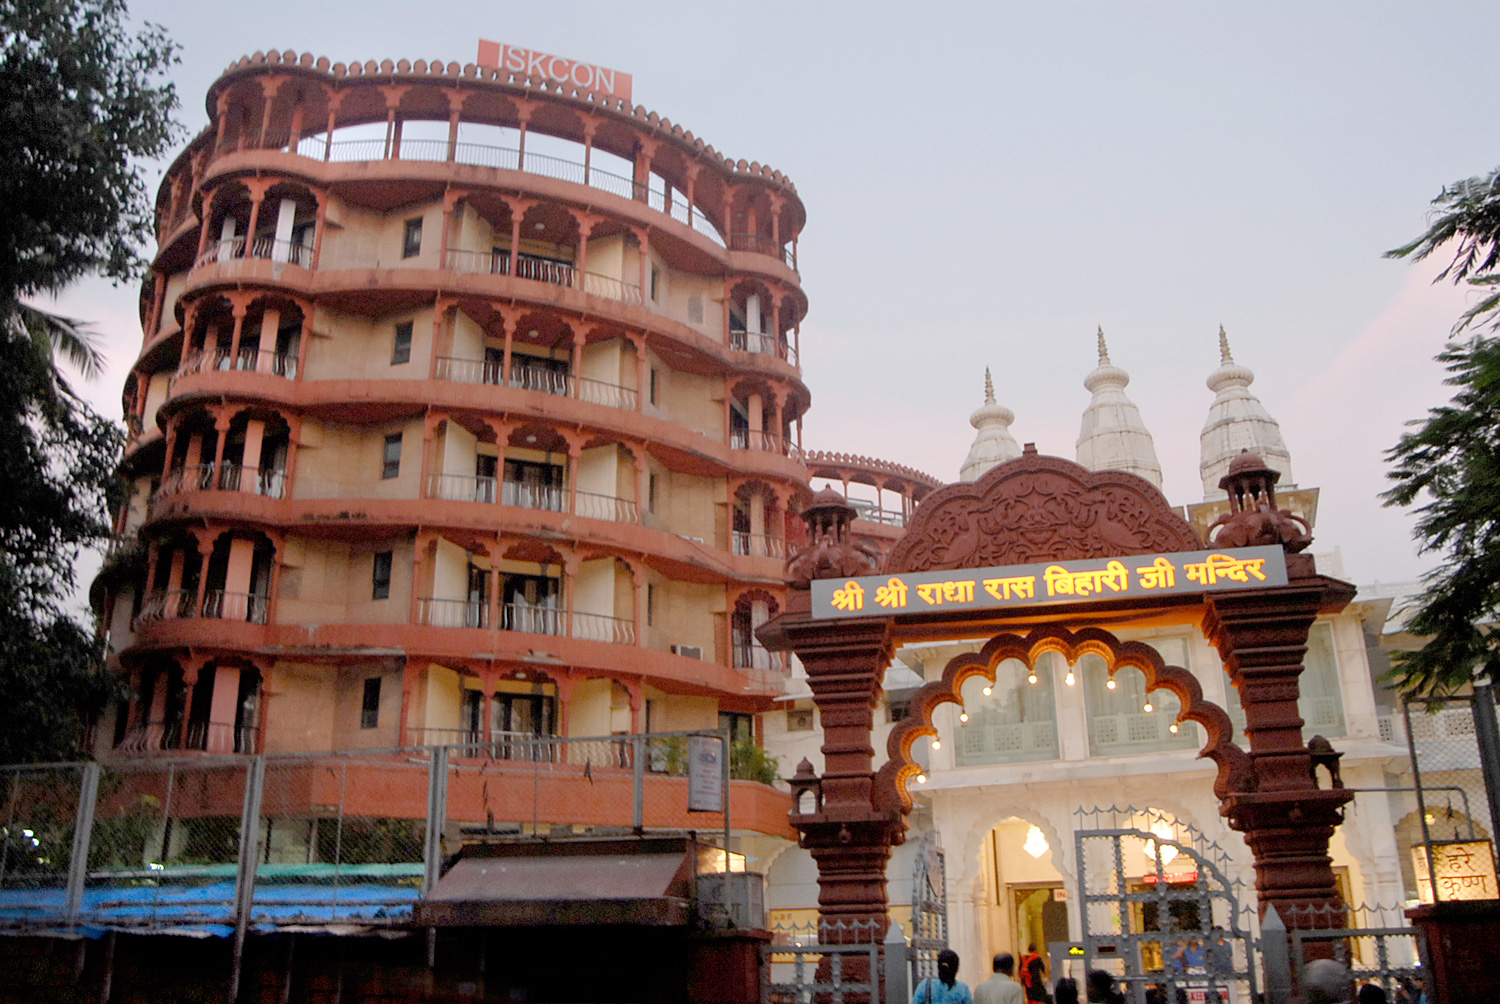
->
[729,430,798,458]
[194,235,311,269]
[502,480,565,512]
[574,491,638,523]
[176,348,297,380]
[201,590,270,624]
[409,729,632,767]
[121,720,260,755]
[434,355,639,410]
[732,644,782,672]
[510,359,571,396]
[732,532,786,559]
[426,471,498,503]
[216,464,288,498]
[580,271,644,304]
[417,597,489,629]
[502,602,562,636]
[134,589,196,625]
[571,611,636,645]
[514,254,574,287]
[577,376,639,410]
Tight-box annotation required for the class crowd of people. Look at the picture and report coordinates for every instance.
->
[914,948,1416,1004]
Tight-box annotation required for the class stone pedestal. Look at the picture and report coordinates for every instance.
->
[1406,900,1500,1004]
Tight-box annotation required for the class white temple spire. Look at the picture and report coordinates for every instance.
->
[960,367,1021,482]
[1199,327,1294,498]
[1075,327,1163,489]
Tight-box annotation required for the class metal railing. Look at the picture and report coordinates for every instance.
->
[119,720,260,755]
[193,236,311,268]
[581,271,643,304]
[200,590,270,624]
[501,480,565,512]
[577,375,638,409]
[570,611,636,645]
[732,532,786,558]
[730,430,796,456]
[732,644,781,672]
[514,253,573,287]
[216,464,288,499]
[134,590,197,625]
[502,602,562,636]
[425,471,498,503]
[574,490,638,523]
[509,358,571,395]
[417,597,489,629]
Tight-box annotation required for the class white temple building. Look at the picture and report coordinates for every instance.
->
[762,329,1423,983]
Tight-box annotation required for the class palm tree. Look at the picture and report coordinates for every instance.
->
[4,300,107,408]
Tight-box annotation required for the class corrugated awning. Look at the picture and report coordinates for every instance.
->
[413,837,699,927]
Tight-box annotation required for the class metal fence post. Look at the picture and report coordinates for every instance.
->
[884,920,910,1004]
[230,755,267,1002]
[423,745,450,895]
[1470,683,1500,864]
[64,762,100,924]
[721,727,733,927]
[632,733,645,833]
[1261,905,1292,1004]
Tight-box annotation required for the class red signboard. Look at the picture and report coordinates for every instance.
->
[477,41,633,102]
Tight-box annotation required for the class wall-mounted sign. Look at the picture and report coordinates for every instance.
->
[1413,840,1498,903]
[686,735,724,813]
[809,546,1288,620]
[477,41,633,102]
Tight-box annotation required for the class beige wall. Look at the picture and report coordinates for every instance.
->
[292,418,423,499]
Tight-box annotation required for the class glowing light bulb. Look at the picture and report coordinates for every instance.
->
[983,685,993,696]
[931,737,941,750]
[916,773,928,784]
[1028,672,1037,685]
[959,711,969,723]
[1065,670,1076,687]
[1106,678,1116,690]
[1143,701,1154,713]
[1169,723,1179,734]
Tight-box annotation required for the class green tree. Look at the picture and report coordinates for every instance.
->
[1383,169,1500,694]
[0,0,179,761]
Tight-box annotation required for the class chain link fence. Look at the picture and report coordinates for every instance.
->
[1398,688,1500,902]
[0,729,768,938]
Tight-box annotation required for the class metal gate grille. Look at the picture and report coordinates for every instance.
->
[908,829,948,984]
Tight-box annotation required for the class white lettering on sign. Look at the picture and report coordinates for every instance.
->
[477,41,632,102]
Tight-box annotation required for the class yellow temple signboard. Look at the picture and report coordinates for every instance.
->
[1413,841,1499,903]
[811,546,1289,619]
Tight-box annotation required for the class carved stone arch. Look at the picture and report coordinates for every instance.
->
[955,804,1075,892]
[872,625,1251,816]
[884,451,1202,574]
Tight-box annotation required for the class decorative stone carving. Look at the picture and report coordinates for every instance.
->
[1207,449,1312,553]
[884,448,1202,573]
[871,625,1253,815]
[785,488,878,588]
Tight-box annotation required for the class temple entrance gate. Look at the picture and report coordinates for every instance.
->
[1075,805,1259,1003]
[763,449,1358,977]
[908,829,948,984]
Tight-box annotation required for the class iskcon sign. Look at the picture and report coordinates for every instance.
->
[477,40,633,101]
[810,545,1288,619]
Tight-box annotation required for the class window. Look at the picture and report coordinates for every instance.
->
[402,218,423,258]
[646,583,657,626]
[955,656,1060,765]
[649,266,660,302]
[361,678,381,728]
[648,473,659,513]
[649,368,658,405]
[391,321,413,365]
[381,434,402,479]
[786,709,814,732]
[372,551,393,600]
[886,692,913,724]
[719,711,754,745]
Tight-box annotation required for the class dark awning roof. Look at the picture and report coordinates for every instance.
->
[412,836,699,927]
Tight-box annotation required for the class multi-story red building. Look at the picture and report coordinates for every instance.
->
[92,47,815,844]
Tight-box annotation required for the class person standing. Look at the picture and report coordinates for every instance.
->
[916,950,975,1004]
[975,953,1027,1004]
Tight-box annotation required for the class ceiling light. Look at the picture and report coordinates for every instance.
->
[931,738,941,751]
[1146,821,1178,865]
[1169,723,1179,734]
[1065,670,1076,687]
[916,773,927,784]
[1028,671,1037,684]
[983,686,992,697]
[524,434,537,443]
[1106,678,1116,690]
[1024,825,1049,859]
[533,222,546,231]
[1144,701,1154,713]
[958,711,968,723]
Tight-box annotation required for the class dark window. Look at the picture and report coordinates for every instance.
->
[886,689,916,724]
[372,551,393,600]
[402,218,423,258]
[719,711,754,745]
[648,473,659,513]
[649,368,658,405]
[381,434,402,479]
[646,583,656,626]
[649,266,660,302]
[361,678,381,728]
[392,321,413,365]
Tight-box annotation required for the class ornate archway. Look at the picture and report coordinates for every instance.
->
[761,447,1353,943]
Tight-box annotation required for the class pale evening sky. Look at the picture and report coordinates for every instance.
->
[49,0,1500,588]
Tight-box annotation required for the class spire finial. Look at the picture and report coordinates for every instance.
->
[1096,325,1110,364]
[1218,324,1233,364]
[984,367,995,404]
